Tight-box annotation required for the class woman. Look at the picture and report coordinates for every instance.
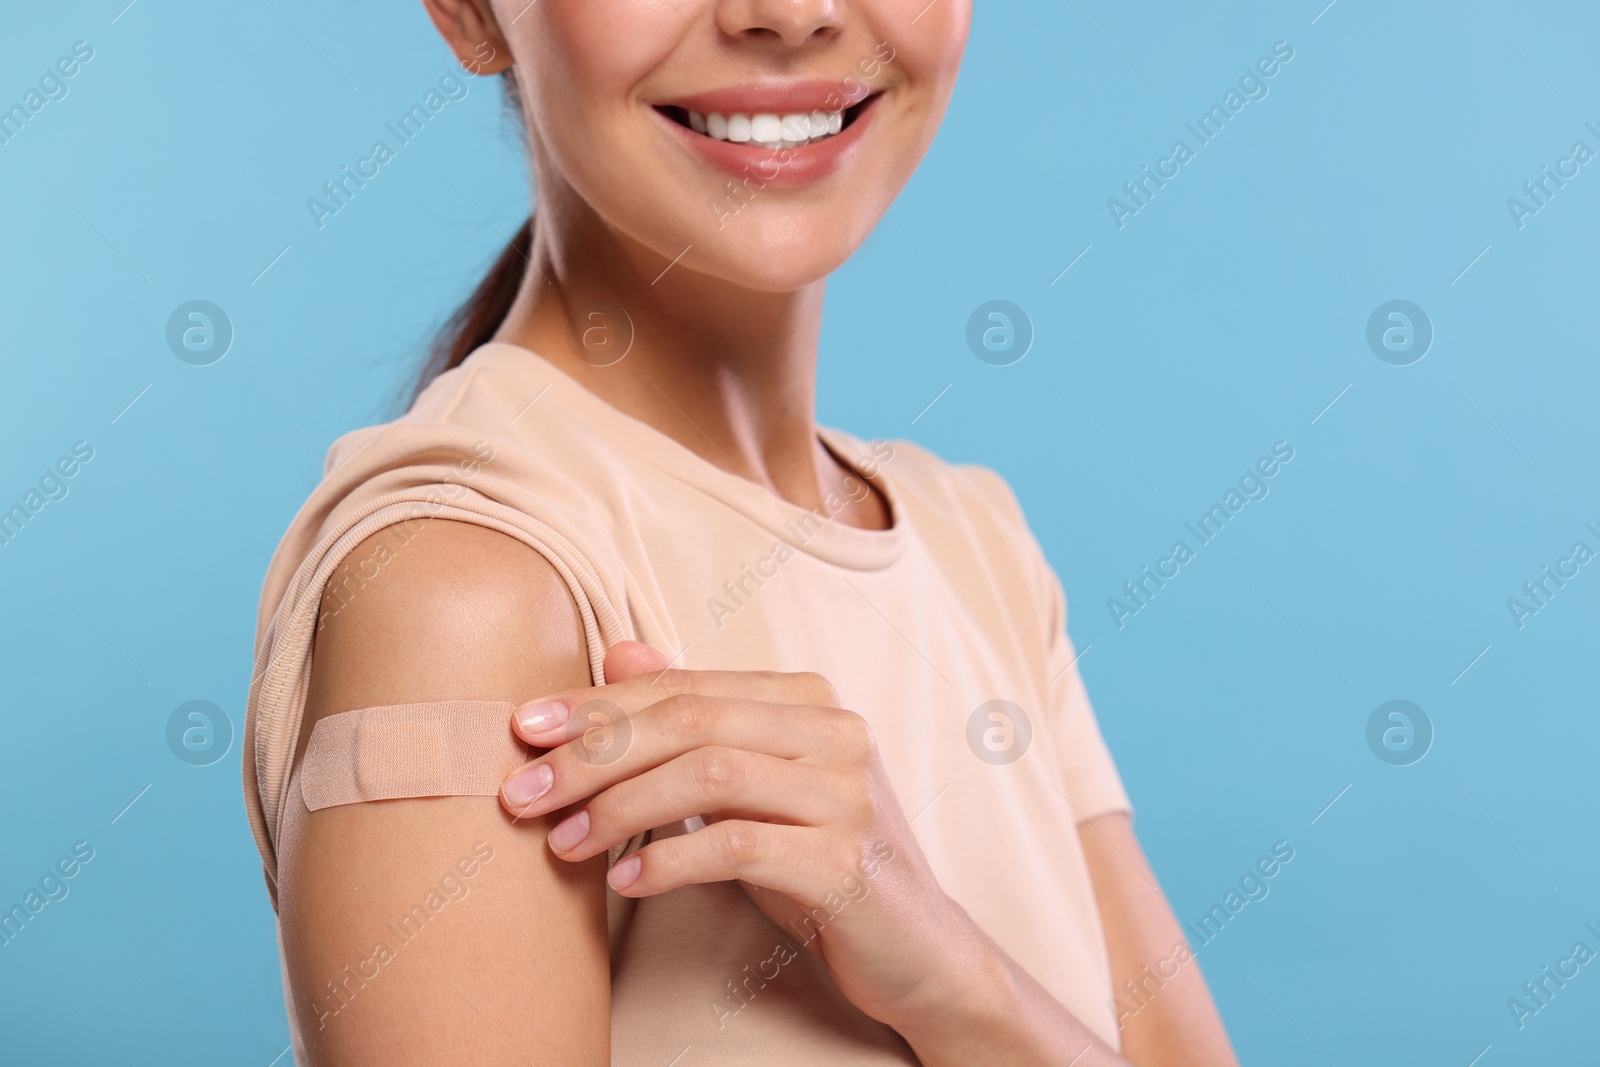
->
[242,1,1240,1063]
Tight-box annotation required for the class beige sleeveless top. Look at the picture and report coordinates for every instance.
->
[243,341,1131,1062]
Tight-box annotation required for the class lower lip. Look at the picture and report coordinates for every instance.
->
[658,96,881,189]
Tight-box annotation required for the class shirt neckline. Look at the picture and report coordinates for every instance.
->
[466,341,910,571]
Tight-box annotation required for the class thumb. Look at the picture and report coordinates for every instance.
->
[602,640,672,684]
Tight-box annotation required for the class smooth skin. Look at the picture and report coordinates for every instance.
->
[276,0,1241,1063]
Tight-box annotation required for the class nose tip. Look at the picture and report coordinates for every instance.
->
[716,0,845,48]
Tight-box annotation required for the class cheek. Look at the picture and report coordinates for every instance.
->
[857,6,970,169]
[515,2,681,189]
[888,0,972,83]
[521,0,676,114]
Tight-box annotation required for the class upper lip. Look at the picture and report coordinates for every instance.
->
[654,80,876,115]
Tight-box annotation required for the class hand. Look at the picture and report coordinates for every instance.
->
[497,642,979,1028]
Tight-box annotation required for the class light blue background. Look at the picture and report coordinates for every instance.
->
[3,1,1596,1063]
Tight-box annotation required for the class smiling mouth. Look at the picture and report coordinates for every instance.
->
[655,94,880,151]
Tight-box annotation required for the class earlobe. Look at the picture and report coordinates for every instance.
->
[461,38,513,77]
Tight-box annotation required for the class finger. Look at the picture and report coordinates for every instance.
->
[605,820,835,899]
[602,640,671,684]
[543,749,843,863]
[500,696,869,818]
[512,667,841,746]
[510,642,681,740]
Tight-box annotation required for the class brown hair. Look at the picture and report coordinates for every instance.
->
[411,70,531,404]
[412,217,531,402]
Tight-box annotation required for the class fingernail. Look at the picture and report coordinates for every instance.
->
[502,763,554,811]
[547,809,590,853]
[608,854,642,891]
[516,700,569,735]
[515,700,572,735]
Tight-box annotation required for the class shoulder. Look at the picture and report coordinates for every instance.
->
[856,432,1062,620]
[319,518,578,639]
[300,519,591,754]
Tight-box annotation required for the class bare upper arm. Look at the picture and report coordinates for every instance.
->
[277,520,610,1065]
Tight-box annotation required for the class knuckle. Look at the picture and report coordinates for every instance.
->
[690,747,747,799]
[790,671,842,708]
[829,840,862,881]
[653,668,694,699]
[822,708,876,761]
[814,708,850,748]
[664,692,716,740]
[850,714,878,758]
[718,822,765,868]
[751,670,788,697]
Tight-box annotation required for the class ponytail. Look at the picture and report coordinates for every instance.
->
[411,217,532,403]
[410,70,531,405]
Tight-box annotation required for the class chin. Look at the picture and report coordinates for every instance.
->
[687,212,868,293]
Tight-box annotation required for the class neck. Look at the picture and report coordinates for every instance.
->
[493,189,888,531]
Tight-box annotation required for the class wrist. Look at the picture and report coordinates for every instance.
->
[882,898,1109,1067]
[885,896,1018,1045]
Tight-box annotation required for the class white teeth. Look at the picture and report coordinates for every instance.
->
[750,113,782,142]
[780,113,811,141]
[679,107,849,146]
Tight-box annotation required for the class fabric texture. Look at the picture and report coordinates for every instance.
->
[243,340,1133,1062]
